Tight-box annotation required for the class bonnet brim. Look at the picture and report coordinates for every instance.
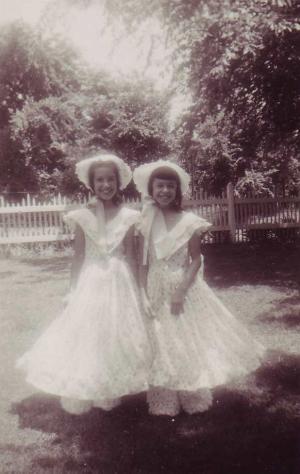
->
[133,159,190,196]
[76,154,132,190]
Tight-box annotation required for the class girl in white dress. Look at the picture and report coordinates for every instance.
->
[17,154,151,414]
[133,160,265,417]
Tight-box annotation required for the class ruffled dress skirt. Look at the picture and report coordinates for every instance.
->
[17,255,151,413]
[146,250,265,415]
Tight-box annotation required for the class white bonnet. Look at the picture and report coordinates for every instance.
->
[75,154,132,190]
[133,159,190,196]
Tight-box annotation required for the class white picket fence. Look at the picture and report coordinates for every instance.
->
[0,194,140,245]
[0,183,300,246]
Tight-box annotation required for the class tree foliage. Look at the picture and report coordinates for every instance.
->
[72,0,300,195]
[0,21,82,127]
[180,1,300,195]
[0,22,170,197]
[168,0,300,194]
[4,1,300,197]
[9,80,170,196]
[0,21,83,195]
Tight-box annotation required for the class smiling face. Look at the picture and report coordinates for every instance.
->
[91,164,118,202]
[148,166,182,210]
[151,177,178,208]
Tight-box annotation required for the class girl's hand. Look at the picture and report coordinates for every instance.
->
[170,288,185,316]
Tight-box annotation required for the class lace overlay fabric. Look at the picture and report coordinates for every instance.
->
[82,231,124,268]
[145,212,265,415]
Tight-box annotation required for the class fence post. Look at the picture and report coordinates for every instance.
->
[227,182,236,242]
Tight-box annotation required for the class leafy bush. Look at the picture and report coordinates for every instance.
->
[0,23,171,197]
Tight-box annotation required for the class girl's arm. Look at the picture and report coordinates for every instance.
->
[171,231,202,315]
[70,224,85,291]
[124,225,139,283]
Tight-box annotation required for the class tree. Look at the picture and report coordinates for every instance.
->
[0,21,84,195]
[0,21,82,127]
[165,0,300,194]
[0,22,171,197]
[65,0,300,195]
[9,79,171,196]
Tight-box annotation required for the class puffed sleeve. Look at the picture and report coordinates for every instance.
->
[109,207,141,251]
[172,212,212,244]
[191,214,212,237]
[63,209,87,233]
[154,211,212,261]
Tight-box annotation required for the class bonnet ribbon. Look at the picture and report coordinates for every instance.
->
[137,196,158,265]
[87,196,107,251]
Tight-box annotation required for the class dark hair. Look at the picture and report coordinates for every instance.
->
[148,166,182,210]
[88,161,122,205]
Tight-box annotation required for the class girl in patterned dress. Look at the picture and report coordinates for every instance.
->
[133,160,265,417]
[17,154,151,414]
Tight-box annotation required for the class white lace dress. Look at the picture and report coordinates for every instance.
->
[17,206,151,412]
[145,211,265,416]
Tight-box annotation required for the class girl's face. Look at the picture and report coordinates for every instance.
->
[93,165,118,201]
[152,178,177,208]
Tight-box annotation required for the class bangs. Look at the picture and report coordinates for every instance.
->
[88,161,119,181]
[88,161,120,191]
[147,165,183,211]
[150,166,180,183]
[91,161,118,175]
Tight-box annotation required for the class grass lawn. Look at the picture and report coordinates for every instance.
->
[0,243,299,473]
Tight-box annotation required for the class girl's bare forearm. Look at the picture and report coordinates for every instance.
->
[124,225,139,283]
[176,256,202,295]
[69,225,85,291]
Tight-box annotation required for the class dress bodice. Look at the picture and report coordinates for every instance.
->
[149,239,189,271]
[83,232,124,263]
[147,242,190,314]
[64,205,139,263]
[147,209,211,264]
[146,211,211,313]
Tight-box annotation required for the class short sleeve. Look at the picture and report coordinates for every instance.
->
[154,211,212,260]
[192,215,212,237]
[63,209,87,233]
[176,212,212,241]
[108,207,140,251]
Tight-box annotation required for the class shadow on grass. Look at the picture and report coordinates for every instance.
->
[260,311,300,328]
[10,243,300,291]
[258,294,300,328]
[12,353,300,474]
[11,257,71,285]
[276,295,300,307]
[20,257,71,274]
[203,243,300,290]
[255,352,300,394]
[0,270,16,279]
